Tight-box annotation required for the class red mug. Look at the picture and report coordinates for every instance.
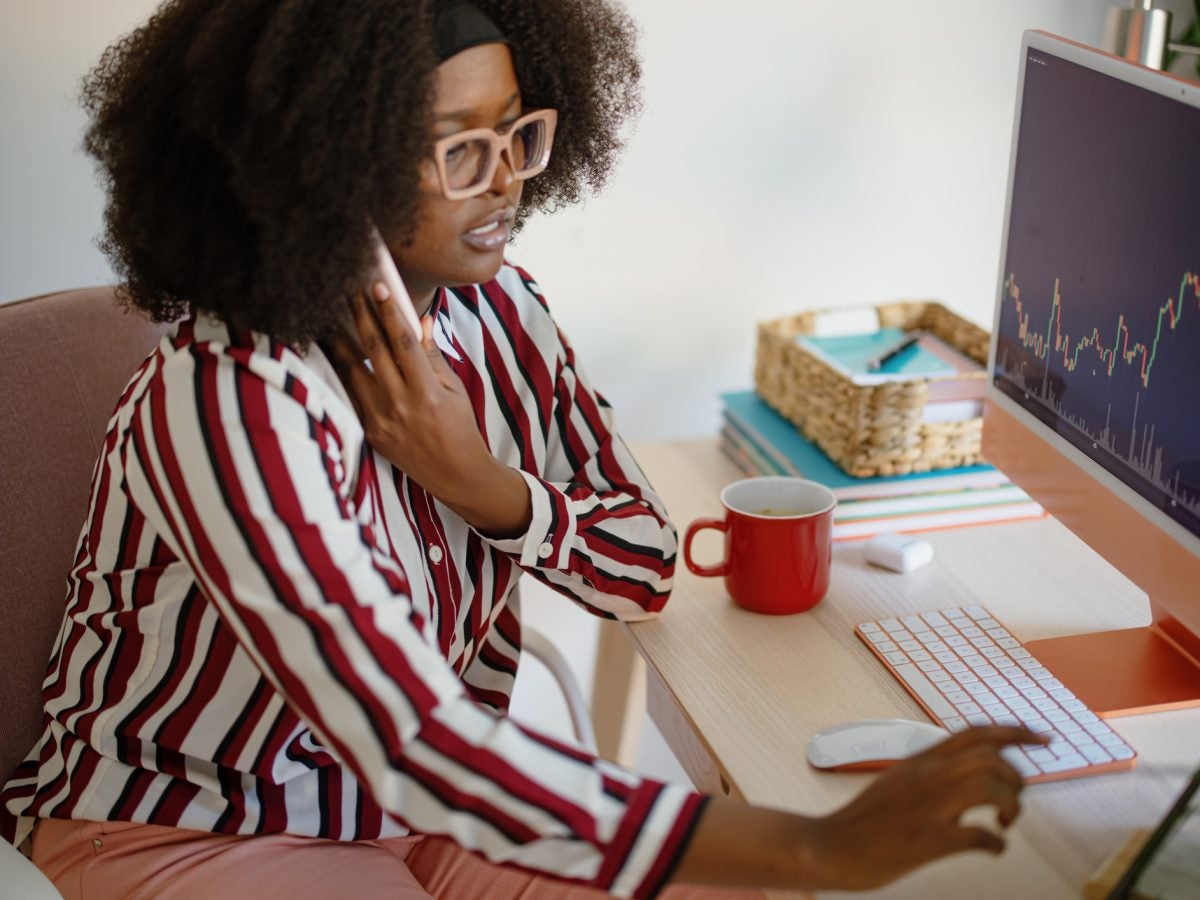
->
[683,477,837,615]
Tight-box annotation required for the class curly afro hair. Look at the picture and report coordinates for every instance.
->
[82,0,642,345]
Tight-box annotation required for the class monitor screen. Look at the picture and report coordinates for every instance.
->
[991,42,1200,543]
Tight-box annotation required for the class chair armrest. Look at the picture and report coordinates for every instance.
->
[0,838,63,899]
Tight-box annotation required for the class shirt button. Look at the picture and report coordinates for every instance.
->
[428,545,444,565]
[537,541,554,560]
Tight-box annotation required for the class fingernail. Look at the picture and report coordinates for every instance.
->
[373,282,390,302]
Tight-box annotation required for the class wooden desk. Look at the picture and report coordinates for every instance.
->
[617,438,1200,899]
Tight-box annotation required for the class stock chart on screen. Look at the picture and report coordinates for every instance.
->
[993,49,1200,539]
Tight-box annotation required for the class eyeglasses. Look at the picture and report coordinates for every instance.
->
[430,108,558,201]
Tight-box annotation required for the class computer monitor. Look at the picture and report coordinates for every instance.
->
[983,30,1200,717]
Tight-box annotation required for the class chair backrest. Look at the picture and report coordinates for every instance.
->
[0,288,166,783]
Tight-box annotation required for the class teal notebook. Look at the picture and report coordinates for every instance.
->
[796,328,957,380]
[720,390,1001,499]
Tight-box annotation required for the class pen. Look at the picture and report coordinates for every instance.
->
[866,332,921,372]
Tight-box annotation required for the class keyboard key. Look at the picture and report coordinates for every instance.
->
[983,675,1008,688]
[974,692,999,707]
[963,605,988,619]
[1095,733,1125,748]
[946,635,969,648]
[928,670,952,684]
[901,615,925,631]
[1018,657,1043,670]
[955,701,982,715]
[899,639,921,652]
[1030,668,1055,682]
[860,622,883,633]
[1007,695,1031,711]
[974,665,999,677]
[994,685,1019,699]
[1032,697,1057,711]
[945,690,972,705]
[934,650,958,664]
[1061,699,1086,712]
[890,663,958,719]
[909,650,933,662]
[945,607,968,619]
[943,716,969,732]
[927,641,949,654]
[917,660,940,673]
[1042,678,1065,691]
[982,646,1007,659]
[1009,647,1032,659]
[961,626,985,639]
[867,631,891,644]
[880,618,903,632]
[966,713,992,726]
[1039,754,1088,773]
[1080,745,1113,764]
[1027,748,1055,764]
[921,612,949,627]
[876,641,898,652]
[997,637,1021,649]
[1056,719,1082,735]
[1084,721,1113,736]
[914,631,938,644]
[1067,730,1096,747]
[884,651,907,665]
[983,703,1009,717]
[944,660,968,674]
[1109,745,1135,761]
[1001,747,1040,778]
[993,714,1021,726]
[953,671,980,685]
[1072,710,1100,724]
[964,682,989,695]
[1048,688,1074,701]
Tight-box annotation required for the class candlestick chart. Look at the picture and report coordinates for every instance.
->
[994,269,1200,531]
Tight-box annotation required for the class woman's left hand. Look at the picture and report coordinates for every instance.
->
[330,283,532,538]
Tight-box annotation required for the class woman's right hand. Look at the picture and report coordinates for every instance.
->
[672,725,1046,892]
[797,725,1042,890]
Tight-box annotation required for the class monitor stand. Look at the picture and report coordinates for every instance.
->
[1026,619,1200,717]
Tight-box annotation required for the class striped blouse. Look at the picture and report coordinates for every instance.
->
[1,263,705,898]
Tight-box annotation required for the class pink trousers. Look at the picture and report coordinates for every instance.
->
[32,818,764,899]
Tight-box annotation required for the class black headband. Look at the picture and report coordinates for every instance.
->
[433,1,509,62]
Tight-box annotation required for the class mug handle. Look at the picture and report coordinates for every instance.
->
[683,517,731,577]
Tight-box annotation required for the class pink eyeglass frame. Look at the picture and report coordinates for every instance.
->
[430,108,558,201]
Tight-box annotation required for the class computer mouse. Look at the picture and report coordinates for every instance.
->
[806,718,950,771]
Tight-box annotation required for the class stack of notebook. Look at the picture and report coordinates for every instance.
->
[720,391,1044,540]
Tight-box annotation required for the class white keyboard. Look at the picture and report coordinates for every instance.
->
[855,605,1137,782]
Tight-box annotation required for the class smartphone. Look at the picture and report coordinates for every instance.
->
[367,223,423,342]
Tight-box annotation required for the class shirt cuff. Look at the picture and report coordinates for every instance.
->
[481,469,578,569]
[596,781,709,899]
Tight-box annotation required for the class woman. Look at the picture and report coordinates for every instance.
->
[1,0,1039,896]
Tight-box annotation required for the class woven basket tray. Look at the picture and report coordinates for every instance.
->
[754,301,990,478]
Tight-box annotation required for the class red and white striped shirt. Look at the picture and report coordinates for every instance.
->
[2,263,705,897]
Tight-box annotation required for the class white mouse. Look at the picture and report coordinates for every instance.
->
[806,718,949,772]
